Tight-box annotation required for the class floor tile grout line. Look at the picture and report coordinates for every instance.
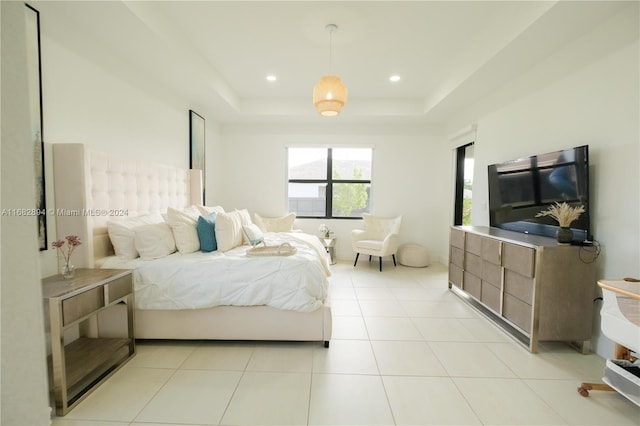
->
[306,368,314,426]
[359,272,400,425]
[366,326,399,426]
[129,364,181,424]
[306,339,319,426]
[216,344,256,425]
[377,374,399,426]
[448,375,486,425]
[519,377,575,425]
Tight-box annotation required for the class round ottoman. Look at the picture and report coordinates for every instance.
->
[397,243,430,267]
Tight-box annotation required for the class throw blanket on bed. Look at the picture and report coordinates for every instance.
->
[102,232,330,312]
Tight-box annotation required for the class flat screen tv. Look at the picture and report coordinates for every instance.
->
[488,145,590,243]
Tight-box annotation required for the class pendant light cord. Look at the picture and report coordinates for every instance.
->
[326,24,337,74]
[329,27,333,73]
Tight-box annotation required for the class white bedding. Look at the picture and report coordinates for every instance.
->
[102,232,331,313]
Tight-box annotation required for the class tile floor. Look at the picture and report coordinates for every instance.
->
[52,261,639,425]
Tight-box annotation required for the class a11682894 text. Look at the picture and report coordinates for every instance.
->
[2,208,129,217]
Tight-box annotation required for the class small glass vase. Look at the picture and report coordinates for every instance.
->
[61,261,75,279]
[556,227,573,244]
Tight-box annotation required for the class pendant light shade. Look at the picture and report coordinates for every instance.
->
[313,24,347,117]
[313,75,348,117]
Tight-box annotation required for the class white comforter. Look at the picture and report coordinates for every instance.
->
[102,232,330,313]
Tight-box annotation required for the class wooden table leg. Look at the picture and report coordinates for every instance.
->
[577,382,614,397]
[577,343,637,397]
[614,343,637,361]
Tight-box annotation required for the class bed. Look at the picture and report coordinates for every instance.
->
[52,143,332,346]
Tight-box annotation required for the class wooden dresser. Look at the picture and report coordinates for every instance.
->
[448,226,597,353]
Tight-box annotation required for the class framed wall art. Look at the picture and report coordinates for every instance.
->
[26,4,47,250]
[189,110,205,199]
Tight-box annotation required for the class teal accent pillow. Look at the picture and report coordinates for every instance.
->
[197,213,217,252]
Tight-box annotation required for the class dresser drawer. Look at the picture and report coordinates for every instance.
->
[463,271,481,300]
[62,286,104,326]
[107,275,132,303]
[466,233,482,256]
[482,260,502,287]
[503,293,532,332]
[450,228,465,250]
[464,252,482,276]
[481,281,501,313]
[502,243,536,278]
[504,269,534,305]
[450,246,464,268]
[482,238,501,265]
[449,263,463,288]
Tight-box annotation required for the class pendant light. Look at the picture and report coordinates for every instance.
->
[313,24,348,117]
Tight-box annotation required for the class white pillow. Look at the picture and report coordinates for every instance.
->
[107,212,164,259]
[165,206,201,254]
[134,223,176,260]
[242,224,264,247]
[215,210,244,252]
[253,212,296,232]
[236,208,252,225]
[197,204,225,216]
[236,209,253,244]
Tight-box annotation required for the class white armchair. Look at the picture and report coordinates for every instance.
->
[351,214,402,271]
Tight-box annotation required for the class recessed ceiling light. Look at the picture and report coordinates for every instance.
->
[389,75,401,82]
[266,75,277,82]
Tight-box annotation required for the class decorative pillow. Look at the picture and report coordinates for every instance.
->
[133,223,176,260]
[235,209,253,244]
[196,213,218,252]
[215,210,244,252]
[242,224,264,247]
[107,212,164,259]
[236,208,252,226]
[197,204,225,216]
[253,212,296,232]
[165,206,201,254]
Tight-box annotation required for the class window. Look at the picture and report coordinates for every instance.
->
[454,143,474,225]
[288,147,372,218]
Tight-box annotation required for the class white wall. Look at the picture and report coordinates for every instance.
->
[1,2,52,423]
[42,38,188,165]
[462,39,639,357]
[38,35,220,276]
[217,124,451,262]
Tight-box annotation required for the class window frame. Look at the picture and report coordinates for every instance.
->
[288,147,372,219]
[454,142,474,226]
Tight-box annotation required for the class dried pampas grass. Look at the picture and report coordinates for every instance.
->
[536,202,585,227]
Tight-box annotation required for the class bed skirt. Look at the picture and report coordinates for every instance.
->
[98,302,332,346]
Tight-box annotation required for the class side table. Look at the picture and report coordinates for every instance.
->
[42,268,135,415]
[320,237,337,264]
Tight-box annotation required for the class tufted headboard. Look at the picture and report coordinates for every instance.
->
[52,144,203,267]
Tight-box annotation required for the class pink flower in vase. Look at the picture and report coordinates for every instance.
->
[52,235,82,278]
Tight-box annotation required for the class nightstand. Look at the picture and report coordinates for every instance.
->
[42,268,135,415]
[321,237,337,265]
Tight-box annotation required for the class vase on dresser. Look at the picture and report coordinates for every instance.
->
[61,261,75,279]
[556,227,573,244]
